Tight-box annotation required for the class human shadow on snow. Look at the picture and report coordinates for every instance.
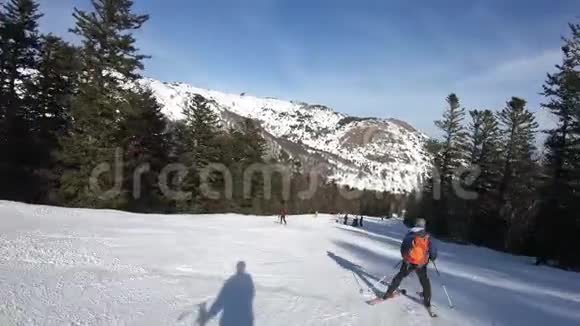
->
[196,261,255,326]
[327,250,386,296]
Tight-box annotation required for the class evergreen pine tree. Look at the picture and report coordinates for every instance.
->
[537,23,580,267]
[26,35,81,202]
[497,97,539,251]
[224,118,267,213]
[0,0,42,119]
[34,35,80,147]
[118,86,171,212]
[239,118,267,211]
[237,118,267,164]
[466,109,502,245]
[0,0,42,201]
[71,0,148,86]
[58,0,151,208]
[430,93,468,237]
[178,94,223,212]
[183,95,222,169]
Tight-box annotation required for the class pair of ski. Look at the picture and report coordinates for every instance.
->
[366,289,438,318]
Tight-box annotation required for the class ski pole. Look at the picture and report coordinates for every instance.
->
[367,260,402,293]
[431,260,455,309]
[393,259,403,269]
[367,275,389,293]
[352,271,365,294]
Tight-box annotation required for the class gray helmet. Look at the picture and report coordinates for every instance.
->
[415,218,426,228]
[236,261,246,274]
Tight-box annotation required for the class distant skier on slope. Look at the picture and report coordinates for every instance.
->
[351,216,359,227]
[279,206,288,225]
[382,218,437,312]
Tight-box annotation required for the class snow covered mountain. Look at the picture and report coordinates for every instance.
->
[140,78,431,193]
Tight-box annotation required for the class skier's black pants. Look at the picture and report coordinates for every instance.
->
[384,262,432,307]
[281,216,287,225]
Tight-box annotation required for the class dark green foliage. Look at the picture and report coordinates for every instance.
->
[467,110,502,196]
[0,0,42,201]
[408,23,580,267]
[465,110,502,246]
[429,93,468,237]
[434,94,468,183]
[496,97,538,251]
[181,95,223,169]
[415,94,541,259]
[337,116,377,127]
[232,118,267,164]
[34,35,80,142]
[0,0,42,104]
[225,118,267,213]
[536,23,580,267]
[58,83,128,208]
[58,0,163,210]
[119,86,171,212]
[71,0,148,84]
[31,35,81,202]
[176,95,223,212]
[424,139,443,156]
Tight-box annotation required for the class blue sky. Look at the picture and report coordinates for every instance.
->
[37,0,578,136]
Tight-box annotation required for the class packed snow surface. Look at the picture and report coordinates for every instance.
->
[1,201,579,325]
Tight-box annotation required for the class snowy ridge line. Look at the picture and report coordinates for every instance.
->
[140,78,432,193]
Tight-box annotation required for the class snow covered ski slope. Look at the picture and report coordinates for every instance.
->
[1,201,580,325]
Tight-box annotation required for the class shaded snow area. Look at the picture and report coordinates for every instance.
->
[1,202,579,325]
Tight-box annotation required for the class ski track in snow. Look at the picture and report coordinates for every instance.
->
[1,201,580,325]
